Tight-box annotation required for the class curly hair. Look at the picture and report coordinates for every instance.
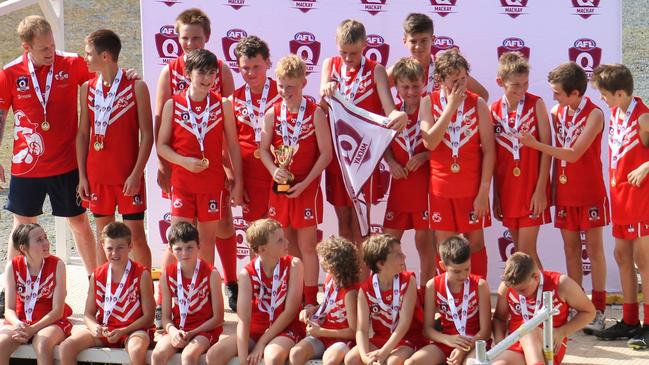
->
[316,236,360,289]
[434,48,470,81]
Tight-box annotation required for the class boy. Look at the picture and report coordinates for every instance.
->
[591,64,649,348]
[59,222,155,365]
[388,13,488,101]
[260,54,332,305]
[518,62,609,334]
[320,19,407,247]
[492,252,595,365]
[420,49,495,279]
[151,222,224,365]
[76,29,153,268]
[231,36,280,222]
[382,57,435,287]
[345,234,424,365]
[407,236,491,365]
[490,52,552,271]
[206,218,305,365]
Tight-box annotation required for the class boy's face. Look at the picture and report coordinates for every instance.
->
[277,75,306,104]
[442,260,471,284]
[103,237,132,264]
[178,23,208,54]
[188,67,218,93]
[84,43,106,73]
[379,243,406,275]
[337,40,366,69]
[171,240,199,263]
[403,32,434,62]
[261,228,289,257]
[550,82,572,106]
[442,68,468,93]
[498,73,529,102]
[596,88,626,109]
[510,271,539,297]
[239,53,271,88]
[24,32,56,66]
[395,77,424,107]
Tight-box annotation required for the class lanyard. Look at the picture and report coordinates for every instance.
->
[372,273,401,331]
[279,98,307,147]
[519,271,544,322]
[185,91,211,155]
[498,96,526,161]
[444,275,470,336]
[23,257,44,322]
[176,260,200,329]
[558,97,587,168]
[102,260,132,326]
[440,88,465,158]
[245,78,271,142]
[399,103,420,157]
[312,277,339,322]
[27,55,54,125]
[255,258,283,322]
[340,57,366,102]
[610,98,638,170]
[93,69,124,138]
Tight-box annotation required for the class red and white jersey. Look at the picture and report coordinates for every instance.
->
[170,90,225,194]
[429,90,482,199]
[490,93,550,218]
[506,271,569,334]
[315,274,358,331]
[93,260,148,330]
[0,51,91,177]
[388,102,429,212]
[245,256,295,337]
[86,76,139,186]
[433,273,481,337]
[553,97,607,207]
[168,56,224,96]
[232,79,280,187]
[608,97,649,224]
[329,56,384,115]
[165,259,216,331]
[11,255,72,323]
[271,98,320,185]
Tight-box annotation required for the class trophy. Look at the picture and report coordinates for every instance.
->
[270,144,299,194]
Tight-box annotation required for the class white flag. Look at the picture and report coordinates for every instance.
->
[326,93,396,236]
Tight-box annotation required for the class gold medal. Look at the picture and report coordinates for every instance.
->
[513,166,521,177]
[102,328,109,337]
[450,162,461,173]
[559,174,568,185]
[611,176,616,187]
[41,120,50,131]
[253,148,261,159]
[201,157,210,168]
[93,141,103,151]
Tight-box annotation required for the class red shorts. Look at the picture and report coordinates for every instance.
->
[508,337,566,364]
[325,170,382,207]
[250,322,305,344]
[165,327,223,346]
[171,187,228,222]
[99,327,155,348]
[5,319,73,338]
[383,210,430,230]
[268,184,323,229]
[555,199,610,231]
[612,221,649,240]
[428,195,492,232]
[85,182,146,216]
[502,208,552,230]
[242,180,271,222]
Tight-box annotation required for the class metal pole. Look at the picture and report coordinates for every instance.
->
[543,291,555,365]
[474,340,489,365]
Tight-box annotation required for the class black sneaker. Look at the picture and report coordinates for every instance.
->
[225,282,238,312]
[628,325,649,350]
[595,320,641,340]
[0,289,5,319]
[154,305,163,330]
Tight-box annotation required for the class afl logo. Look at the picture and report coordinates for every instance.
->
[432,36,458,57]
[363,34,390,67]
[497,37,530,60]
[155,25,182,63]
[222,28,249,73]
[569,38,602,78]
[289,32,321,75]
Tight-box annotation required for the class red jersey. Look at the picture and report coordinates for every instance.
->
[506,271,569,334]
[329,56,383,115]
[608,97,649,224]
[0,51,91,177]
[165,259,217,331]
[271,98,320,187]
[387,102,428,212]
[168,56,224,96]
[553,97,607,207]
[430,90,483,198]
[314,274,358,331]
[93,260,148,330]
[11,255,72,323]
[232,79,280,187]
[361,271,423,341]
[490,93,550,218]
[86,75,139,186]
[170,90,225,194]
[433,273,481,337]
[245,256,299,338]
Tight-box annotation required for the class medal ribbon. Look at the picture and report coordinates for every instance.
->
[103,260,132,326]
[254,258,284,322]
[280,98,307,147]
[440,89,465,159]
[93,69,124,139]
[499,96,526,162]
[245,78,271,143]
[176,260,201,330]
[610,98,638,170]
[558,97,587,168]
[425,60,435,95]
[519,271,544,322]
[312,277,339,322]
[185,91,211,156]
[399,103,420,157]
[23,257,44,322]
[372,273,401,331]
[340,57,366,102]
[27,55,54,124]
[444,275,470,336]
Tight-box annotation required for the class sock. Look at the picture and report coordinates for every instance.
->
[644,304,649,326]
[304,285,319,306]
[623,303,640,325]
[215,235,238,284]
[470,247,488,280]
[591,290,607,313]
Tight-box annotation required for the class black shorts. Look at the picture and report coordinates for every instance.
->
[5,169,85,218]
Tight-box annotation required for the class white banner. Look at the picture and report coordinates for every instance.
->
[141,0,622,291]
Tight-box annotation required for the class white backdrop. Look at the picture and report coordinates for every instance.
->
[140,0,622,291]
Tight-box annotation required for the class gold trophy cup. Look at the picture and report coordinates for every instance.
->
[271,144,299,194]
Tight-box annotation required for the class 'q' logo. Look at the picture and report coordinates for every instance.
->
[431,36,459,57]
[289,32,321,75]
[571,0,600,19]
[499,0,528,18]
[222,28,249,73]
[429,0,458,17]
[568,38,602,78]
[497,37,530,60]
[363,34,390,67]
[335,119,371,166]
[154,25,182,63]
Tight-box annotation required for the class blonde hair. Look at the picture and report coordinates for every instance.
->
[246,219,282,253]
[497,52,529,80]
[336,19,366,45]
[392,57,424,84]
[17,15,52,44]
[275,54,306,79]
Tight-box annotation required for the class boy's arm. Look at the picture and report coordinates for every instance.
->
[530,98,552,216]
[319,57,337,98]
[76,83,91,201]
[383,148,408,180]
[124,80,154,196]
[377,276,417,360]
[156,99,205,173]
[220,63,235,97]
[160,273,176,335]
[386,64,395,88]
[467,75,489,102]
[492,283,510,344]
[187,269,224,338]
[83,274,102,336]
[154,65,173,194]
[355,288,372,362]
[476,98,496,218]
[555,275,596,341]
[26,260,67,334]
[222,98,244,205]
[236,269,253,365]
[423,278,443,341]
[3,262,21,326]
[475,279,493,342]
[374,63,407,131]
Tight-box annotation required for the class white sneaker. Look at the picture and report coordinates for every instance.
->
[584,310,606,335]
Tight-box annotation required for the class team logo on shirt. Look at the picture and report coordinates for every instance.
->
[268,206,277,217]
[557,208,567,218]
[571,0,600,19]
[54,71,69,81]
[498,229,515,262]
[588,207,600,221]
[16,76,29,91]
[360,0,387,15]
[132,194,143,206]
[180,112,190,121]
[497,37,530,60]
[499,0,528,18]
[429,0,459,17]
[422,210,429,221]
[468,211,478,225]
[432,36,459,57]
[363,34,390,67]
[173,199,183,208]
[12,111,44,175]
[208,199,219,213]
[155,25,182,65]
[292,0,317,12]
[289,32,321,75]
[222,28,248,73]
[569,38,602,79]
[304,208,314,220]
[224,0,247,10]
[385,211,395,221]
[233,216,251,259]
[431,211,442,223]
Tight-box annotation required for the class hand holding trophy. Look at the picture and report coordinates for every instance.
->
[271,144,299,194]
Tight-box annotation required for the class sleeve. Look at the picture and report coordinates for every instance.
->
[0,69,13,110]
[74,56,93,85]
